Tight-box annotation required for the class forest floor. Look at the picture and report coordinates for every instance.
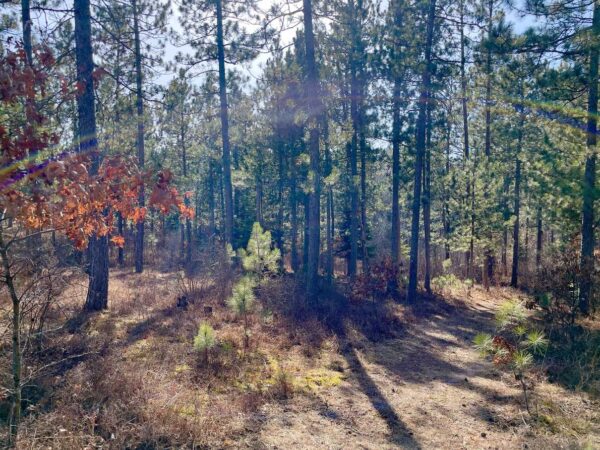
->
[7,266,600,449]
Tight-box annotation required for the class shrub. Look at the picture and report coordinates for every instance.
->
[350,257,400,301]
[474,300,547,415]
[193,322,216,364]
[431,273,461,294]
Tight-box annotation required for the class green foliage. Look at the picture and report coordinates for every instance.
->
[193,322,216,353]
[228,276,256,317]
[431,274,461,293]
[238,222,280,277]
[473,300,548,415]
[473,333,494,356]
[495,300,527,330]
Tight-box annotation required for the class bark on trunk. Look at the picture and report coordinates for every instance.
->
[133,0,145,274]
[302,0,322,303]
[407,0,436,303]
[75,0,109,310]
[579,0,600,315]
[216,0,234,246]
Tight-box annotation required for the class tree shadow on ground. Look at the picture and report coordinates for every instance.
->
[342,345,422,448]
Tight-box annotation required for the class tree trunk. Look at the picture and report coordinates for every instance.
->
[536,205,543,277]
[482,0,493,290]
[423,105,432,294]
[407,0,436,303]
[1,227,21,445]
[348,41,360,278]
[133,0,145,274]
[391,77,402,266]
[215,0,234,246]
[324,118,334,283]
[511,98,525,288]
[117,212,124,266]
[511,156,521,288]
[208,161,216,236]
[75,0,108,310]
[302,0,322,303]
[290,146,300,272]
[459,0,473,276]
[276,139,285,269]
[579,0,600,315]
[21,0,32,65]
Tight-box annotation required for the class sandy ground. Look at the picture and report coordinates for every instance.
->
[249,288,599,449]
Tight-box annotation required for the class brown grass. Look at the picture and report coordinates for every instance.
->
[2,264,599,449]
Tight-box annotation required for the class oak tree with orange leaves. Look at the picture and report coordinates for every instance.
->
[0,38,192,443]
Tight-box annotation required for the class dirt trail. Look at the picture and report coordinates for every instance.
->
[253,289,599,449]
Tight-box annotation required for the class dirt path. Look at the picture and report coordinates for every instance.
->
[253,289,599,449]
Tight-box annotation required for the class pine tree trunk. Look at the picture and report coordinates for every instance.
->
[407,0,436,303]
[349,41,360,278]
[579,0,600,315]
[536,205,543,277]
[276,140,286,269]
[216,0,234,246]
[302,0,322,303]
[290,147,300,273]
[133,0,145,274]
[324,118,334,283]
[511,156,521,288]
[21,0,32,65]
[75,0,108,311]
[208,161,216,236]
[459,0,473,276]
[482,0,494,290]
[423,106,432,294]
[391,78,402,266]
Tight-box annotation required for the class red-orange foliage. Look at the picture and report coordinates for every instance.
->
[0,42,190,248]
[350,257,400,301]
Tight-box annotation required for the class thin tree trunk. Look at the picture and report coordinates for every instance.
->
[459,0,473,276]
[117,212,124,266]
[482,0,494,290]
[423,105,432,294]
[1,226,21,445]
[276,139,286,269]
[290,146,300,272]
[216,0,234,246]
[407,0,436,303]
[324,118,334,283]
[511,95,525,288]
[579,0,600,315]
[208,161,216,236]
[511,156,521,288]
[76,0,108,311]
[443,120,451,260]
[391,78,402,266]
[133,0,145,274]
[349,35,360,279]
[536,205,543,277]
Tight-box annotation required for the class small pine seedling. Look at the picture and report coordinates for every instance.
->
[227,277,256,349]
[193,322,216,364]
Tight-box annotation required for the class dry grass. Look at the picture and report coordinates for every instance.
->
[2,264,599,449]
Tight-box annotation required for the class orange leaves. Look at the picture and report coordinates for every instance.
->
[0,46,192,251]
[111,235,125,248]
[131,207,147,223]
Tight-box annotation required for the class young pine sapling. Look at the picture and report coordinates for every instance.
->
[474,300,547,415]
[193,322,216,364]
